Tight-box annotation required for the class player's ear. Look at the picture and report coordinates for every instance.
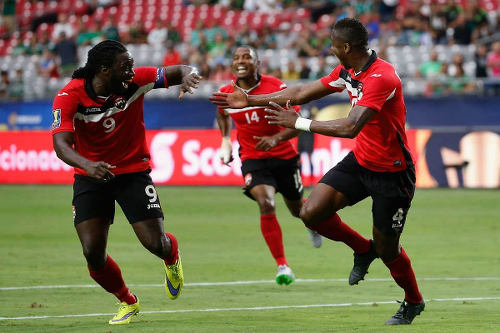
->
[344,42,351,54]
[100,66,110,74]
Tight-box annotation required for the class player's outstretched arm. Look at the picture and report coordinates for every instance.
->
[210,80,333,109]
[164,65,203,99]
[53,132,116,181]
[265,103,377,139]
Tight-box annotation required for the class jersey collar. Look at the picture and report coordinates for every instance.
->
[84,78,110,103]
[353,49,377,76]
[236,73,261,93]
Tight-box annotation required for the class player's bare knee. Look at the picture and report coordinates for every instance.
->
[145,239,167,258]
[299,204,319,226]
[373,238,400,262]
[82,248,106,269]
[257,197,275,215]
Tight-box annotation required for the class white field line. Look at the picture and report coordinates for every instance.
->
[1,276,499,291]
[0,297,499,321]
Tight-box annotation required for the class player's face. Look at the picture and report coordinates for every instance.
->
[109,51,135,94]
[232,47,258,79]
[330,31,351,69]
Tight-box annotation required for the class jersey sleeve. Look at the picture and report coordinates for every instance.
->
[51,91,78,134]
[356,73,397,112]
[133,67,170,89]
[320,65,345,92]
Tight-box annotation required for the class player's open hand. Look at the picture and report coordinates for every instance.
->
[254,136,278,151]
[209,81,249,109]
[264,101,298,129]
[179,67,202,99]
[84,161,116,181]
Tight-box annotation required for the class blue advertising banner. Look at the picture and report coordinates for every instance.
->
[1,96,500,130]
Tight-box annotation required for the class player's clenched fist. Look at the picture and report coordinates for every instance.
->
[218,137,233,165]
[84,161,116,181]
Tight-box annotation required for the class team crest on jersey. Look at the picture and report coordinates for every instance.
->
[51,109,61,130]
[114,96,126,110]
[356,82,364,100]
[244,173,252,186]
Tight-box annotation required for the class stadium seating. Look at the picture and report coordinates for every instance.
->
[1,0,499,101]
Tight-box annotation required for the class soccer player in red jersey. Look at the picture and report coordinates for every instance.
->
[51,40,202,325]
[216,46,322,285]
[211,19,424,324]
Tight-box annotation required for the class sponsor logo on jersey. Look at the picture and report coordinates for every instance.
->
[51,109,61,130]
[81,107,103,114]
[147,203,161,209]
[57,92,68,96]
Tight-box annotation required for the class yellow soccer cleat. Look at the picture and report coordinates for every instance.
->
[108,297,140,325]
[164,254,184,300]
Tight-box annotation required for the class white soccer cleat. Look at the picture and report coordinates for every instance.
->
[275,265,295,285]
[308,229,322,248]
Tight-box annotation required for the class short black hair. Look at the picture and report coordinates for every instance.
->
[234,45,259,61]
[333,18,368,50]
[72,40,128,79]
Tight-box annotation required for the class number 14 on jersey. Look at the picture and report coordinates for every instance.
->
[245,111,260,124]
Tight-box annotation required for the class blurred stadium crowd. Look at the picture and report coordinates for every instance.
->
[0,0,499,101]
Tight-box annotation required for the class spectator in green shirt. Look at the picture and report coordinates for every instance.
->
[76,19,102,46]
[417,49,442,78]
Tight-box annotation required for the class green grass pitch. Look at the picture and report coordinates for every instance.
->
[0,185,499,332]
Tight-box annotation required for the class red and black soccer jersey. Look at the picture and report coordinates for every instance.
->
[51,67,169,176]
[218,75,300,162]
[320,51,412,172]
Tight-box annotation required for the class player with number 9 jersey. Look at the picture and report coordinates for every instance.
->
[51,40,202,325]
[52,66,162,175]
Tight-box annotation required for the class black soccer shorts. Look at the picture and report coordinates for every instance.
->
[320,151,416,235]
[72,169,164,225]
[241,156,304,201]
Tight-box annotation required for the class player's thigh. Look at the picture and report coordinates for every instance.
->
[241,160,277,201]
[131,218,167,254]
[301,183,351,224]
[366,167,416,236]
[114,170,164,224]
[72,174,115,225]
[75,217,112,253]
[318,152,369,206]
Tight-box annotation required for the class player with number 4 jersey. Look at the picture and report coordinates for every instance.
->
[51,40,202,325]
[210,20,424,325]
[216,46,322,286]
